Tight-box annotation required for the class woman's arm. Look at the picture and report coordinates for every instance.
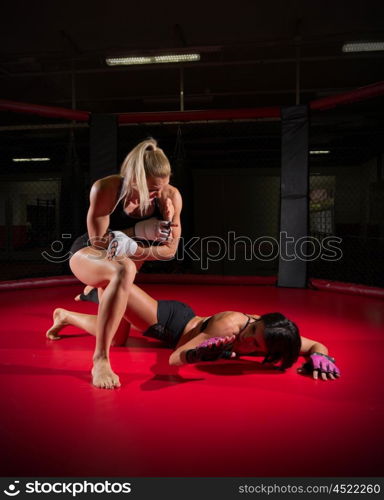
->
[134,188,183,261]
[169,332,210,366]
[87,177,119,244]
[169,315,237,366]
[300,336,329,357]
[299,336,340,380]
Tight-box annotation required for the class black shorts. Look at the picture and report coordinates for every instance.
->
[143,300,196,348]
[70,233,90,256]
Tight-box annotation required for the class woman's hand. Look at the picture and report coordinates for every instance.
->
[185,335,237,363]
[134,218,176,242]
[297,352,341,380]
[106,231,138,260]
[161,197,175,221]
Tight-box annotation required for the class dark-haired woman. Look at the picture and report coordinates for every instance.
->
[46,282,341,389]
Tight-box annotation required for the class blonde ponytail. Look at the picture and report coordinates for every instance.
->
[119,138,171,214]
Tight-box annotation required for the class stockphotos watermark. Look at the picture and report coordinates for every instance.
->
[41,231,343,270]
[3,479,131,497]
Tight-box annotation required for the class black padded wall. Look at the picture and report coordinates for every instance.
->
[90,114,118,183]
[278,105,309,288]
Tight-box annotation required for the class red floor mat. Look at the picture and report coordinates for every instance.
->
[1,283,383,477]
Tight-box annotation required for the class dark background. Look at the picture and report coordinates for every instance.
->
[0,0,383,285]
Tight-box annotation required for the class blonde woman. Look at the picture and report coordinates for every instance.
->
[68,138,182,389]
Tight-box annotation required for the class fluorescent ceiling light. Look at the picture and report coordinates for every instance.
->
[310,150,330,155]
[342,41,384,53]
[12,157,50,162]
[106,53,200,66]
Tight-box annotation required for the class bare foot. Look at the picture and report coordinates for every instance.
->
[92,358,121,389]
[74,285,94,302]
[46,308,68,340]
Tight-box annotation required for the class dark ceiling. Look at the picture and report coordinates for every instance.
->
[1,0,384,118]
[0,0,383,174]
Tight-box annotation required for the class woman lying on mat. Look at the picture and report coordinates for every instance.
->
[46,278,341,389]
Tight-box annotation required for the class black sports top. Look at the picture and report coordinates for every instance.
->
[69,178,163,256]
[109,179,163,231]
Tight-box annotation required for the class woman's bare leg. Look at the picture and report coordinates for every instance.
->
[47,283,159,341]
[48,298,130,347]
[74,238,144,302]
[69,247,136,389]
[95,287,132,346]
[46,308,97,339]
[92,262,135,388]
[122,283,158,329]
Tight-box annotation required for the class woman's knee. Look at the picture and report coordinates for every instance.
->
[109,258,136,286]
[70,251,135,288]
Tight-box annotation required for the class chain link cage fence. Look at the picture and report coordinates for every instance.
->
[118,119,281,276]
[0,114,281,280]
[0,114,89,280]
[308,96,384,288]
[1,95,383,287]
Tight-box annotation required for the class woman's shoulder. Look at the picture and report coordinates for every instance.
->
[93,175,122,191]
[212,310,244,318]
[201,311,247,337]
[210,311,248,326]
[89,175,122,210]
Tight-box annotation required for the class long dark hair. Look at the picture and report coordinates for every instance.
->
[260,312,301,369]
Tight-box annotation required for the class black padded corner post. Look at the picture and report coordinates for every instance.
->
[277,105,309,288]
[90,114,118,183]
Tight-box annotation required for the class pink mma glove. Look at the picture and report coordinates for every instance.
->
[300,352,340,378]
[185,336,235,363]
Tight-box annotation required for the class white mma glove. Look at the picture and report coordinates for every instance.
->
[134,217,172,242]
[107,231,138,259]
